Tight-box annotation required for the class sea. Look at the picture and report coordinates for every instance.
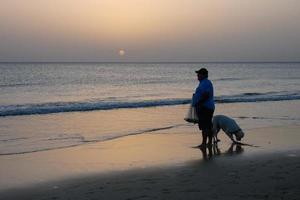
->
[1,62,300,155]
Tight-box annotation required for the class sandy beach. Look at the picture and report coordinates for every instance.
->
[1,120,300,200]
[1,1,300,199]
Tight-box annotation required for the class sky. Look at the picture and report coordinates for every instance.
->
[0,0,299,62]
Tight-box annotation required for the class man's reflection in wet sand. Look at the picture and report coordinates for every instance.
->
[199,143,244,160]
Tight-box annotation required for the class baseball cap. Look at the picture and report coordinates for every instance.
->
[195,68,208,75]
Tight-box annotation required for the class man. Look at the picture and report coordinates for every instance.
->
[192,68,215,147]
[212,115,245,143]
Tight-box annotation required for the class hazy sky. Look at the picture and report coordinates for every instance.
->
[1,0,299,62]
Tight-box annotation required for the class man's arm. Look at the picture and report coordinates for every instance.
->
[192,86,202,106]
[198,92,209,104]
[192,86,209,106]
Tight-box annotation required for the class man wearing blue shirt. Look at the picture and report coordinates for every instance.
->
[192,68,215,147]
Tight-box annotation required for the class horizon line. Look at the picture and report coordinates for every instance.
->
[1,61,300,64]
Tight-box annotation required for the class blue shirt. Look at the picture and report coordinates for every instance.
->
[192,78,215,110]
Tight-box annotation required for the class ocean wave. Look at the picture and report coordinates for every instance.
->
[234,116,300,121]
[215,91,300,103]
[0,99,191,117]
[213,78,243,81]
[0,91,300,117]
[0,82,43,88]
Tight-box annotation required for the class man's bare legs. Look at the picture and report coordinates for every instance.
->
[198,129,213,148]
[206,129,213,146]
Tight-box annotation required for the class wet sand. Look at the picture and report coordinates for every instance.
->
[1,124,300,200]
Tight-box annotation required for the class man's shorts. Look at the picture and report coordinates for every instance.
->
[195,105,214,131]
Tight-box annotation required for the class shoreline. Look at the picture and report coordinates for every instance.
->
[1,100,300,156]
[1,124,300,199]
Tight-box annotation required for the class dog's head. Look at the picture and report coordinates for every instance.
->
[235,130,244,141]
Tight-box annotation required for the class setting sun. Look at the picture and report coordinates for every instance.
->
[118,49,125,56]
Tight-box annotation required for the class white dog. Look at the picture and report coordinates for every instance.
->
[212,115,244,143]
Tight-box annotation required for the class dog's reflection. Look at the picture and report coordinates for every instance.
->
[199,143,244,160]
[224,142,244,155]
